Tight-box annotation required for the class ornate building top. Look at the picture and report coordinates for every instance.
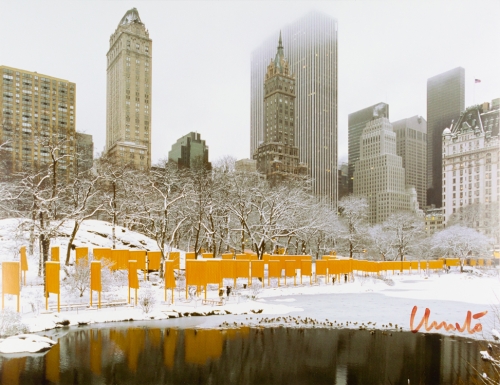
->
[266,32,292,79]
[118,8,143,27]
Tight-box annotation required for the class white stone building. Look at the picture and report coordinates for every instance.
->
[442,99,500,243]
[354,117,420,224]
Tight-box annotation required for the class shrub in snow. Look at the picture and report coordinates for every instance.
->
[63,257,91,297]
[26,292,44,315]
[250,283,263,300]
[138,285,157,314]
[0,309,29,337]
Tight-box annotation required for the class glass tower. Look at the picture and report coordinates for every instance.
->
[250,11,338,205]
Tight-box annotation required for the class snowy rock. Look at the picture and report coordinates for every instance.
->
[480,350,493,361]
[0,334,56,354]
[492,329,500,341]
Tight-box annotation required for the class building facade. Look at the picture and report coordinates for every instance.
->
[337,162,349,200]
[0,65,77,181]
[348,102,389,194]
[253,34,305,185]
[424,207,445,236]
[250,11,338,203]
[235,158,257,173]
[427,67,465,207]
[106,8,152,170]
[168,132,211,169]
[442,99,499,243]
[76,132,94,172]
[353,117,419,224]
[392,115,427,208]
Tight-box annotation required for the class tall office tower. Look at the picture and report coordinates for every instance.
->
[251,11,338,203]
[0,65,77,181]
[353,117,419,224]
[392,115,427,208]
[427,67,465,207]
[348,103,389,193]
[168,132,211,170]
[442,99,499,243]
[254,34,304,185]
[106,8,152,170]
[337,162,349,200]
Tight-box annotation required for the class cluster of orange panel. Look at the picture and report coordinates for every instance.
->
[185,255,314,298]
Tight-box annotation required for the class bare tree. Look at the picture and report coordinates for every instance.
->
[368,224,395,261]
[337,195,369,258]
[431,225,492,272]
[382,212,424,261]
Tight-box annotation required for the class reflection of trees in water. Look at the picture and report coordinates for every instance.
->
[0,326,490,384]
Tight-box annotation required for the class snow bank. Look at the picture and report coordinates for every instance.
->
[0,334,56,354]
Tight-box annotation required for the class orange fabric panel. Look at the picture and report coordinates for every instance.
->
[185,252,196,260]
[45,261,60,294]
[235,254,247,260]
[327,259,339,275]
[51,246,60,262]
[251,260,265,279]
[315,260,328,276]
[2,262,20,295]
[164,261,176,289]
[112,249,129,270]
[221,259,235,279]
[148,251,161,270]
[268,260,281,278]
[202,252,214,259]
[410,261,419,270]
[285,260,296,277]
[478,258,484,266]
[428,260,444,270]
[221,253,233,260]
[20,246,28,272]
[93,248,111,261]
[167,251,180,270]
[128,260,139,289]
[235,260,250,279]
[205,260,221,284]
[91,261,101,292]
[75,247,88,263]
[130,250,147,270]
[300,260,312,276]
[186,260,206,286]
[445,258,460,267]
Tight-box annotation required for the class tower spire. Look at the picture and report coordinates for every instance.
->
[278,30,283,48]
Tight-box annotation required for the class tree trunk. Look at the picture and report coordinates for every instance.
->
[66,222,80,266]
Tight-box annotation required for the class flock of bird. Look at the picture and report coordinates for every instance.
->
[217,315,404,335]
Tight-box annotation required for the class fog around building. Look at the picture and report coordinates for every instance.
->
[2,0,499,165]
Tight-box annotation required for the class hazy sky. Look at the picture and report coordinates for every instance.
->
[2,1,499,165]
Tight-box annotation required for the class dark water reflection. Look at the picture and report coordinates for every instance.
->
[0,324,495,385]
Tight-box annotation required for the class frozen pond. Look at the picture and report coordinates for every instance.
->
[0,321,494,385]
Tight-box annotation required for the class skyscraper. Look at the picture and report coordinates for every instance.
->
[254,34,304,185]
[392,115,427,208]
[353,117,419,224]
[426,67,465,207]
[106,8,152,170]
[0,65,77,181]
[251,11,338,204]
[168,132,211,170]
[348,102,389,194]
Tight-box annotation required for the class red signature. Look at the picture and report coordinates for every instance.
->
[410,306,487,334]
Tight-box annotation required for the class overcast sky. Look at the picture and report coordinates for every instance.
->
[2,1,499,165]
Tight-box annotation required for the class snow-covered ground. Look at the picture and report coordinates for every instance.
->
[0,218,499,354]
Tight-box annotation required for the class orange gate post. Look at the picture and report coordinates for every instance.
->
[45,261,60,312]
[20,246,28,285]
[164,260,176,303]
[2,262,20,312]
[90,261,102,309]
[128,260,139,305]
